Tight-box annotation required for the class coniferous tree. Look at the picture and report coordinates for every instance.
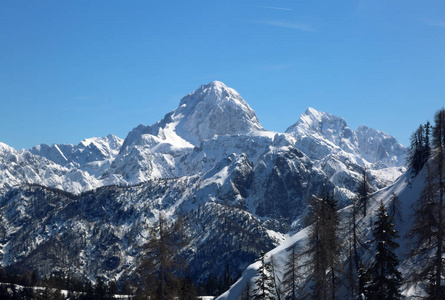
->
[269,255,283,300]
[139,213,187,300]
[305,190,340,300]
[325,193,340,300]
[345,194,371,300]
[424,121,432,165]
[365,201,402,300]
[252,251,276,300]
[409,124,426,175]
[357,168,373,218]
[282,245,300,300]
[431,108,445,298]
[409,121,432,175]
[389,192,403,223]
[408,108,445,299]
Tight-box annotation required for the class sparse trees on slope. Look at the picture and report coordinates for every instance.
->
[409,121,432,176]
[345,198,361,299]
[365,201,402,300]
[408,108,445,299]
[269,255,283,300]
[252,251,276,300]
[282,245,301,300]
[306,190,340,300]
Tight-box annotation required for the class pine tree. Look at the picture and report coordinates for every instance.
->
[365,201,402,300]
[252,251,276,300]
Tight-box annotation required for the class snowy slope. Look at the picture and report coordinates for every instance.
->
[217,163,427,299]
[286,107,407,167]
[105,81,265,184]
[0,142,101,195]
[286,107,407,203]
[30,134,123,167]
[30,134,123,178]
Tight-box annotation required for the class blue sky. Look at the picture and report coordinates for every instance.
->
[1,0,444,149]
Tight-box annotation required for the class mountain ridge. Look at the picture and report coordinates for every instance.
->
[0,81,410,290]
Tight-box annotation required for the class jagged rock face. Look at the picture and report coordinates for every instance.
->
[355,125,407,167]
[0,143,100,195]
[0,183,279,284]
[0,81,409,285]
[174,81,263,143]
[286,107,407,168]
[29,134,123,168]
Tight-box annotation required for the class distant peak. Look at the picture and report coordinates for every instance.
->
[169,81,263,143]
[286,107,351,143]
[305,107,319,114]
[204,80,227,88]
[303,107,327,119]
[182,80,240,105]
[303,107,339,119]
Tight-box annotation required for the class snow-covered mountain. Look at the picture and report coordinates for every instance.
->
[217,155,424,300]
[0,142,101,195]
[30,134,123,168]
[0,81,409,288]
[286,107,406,168]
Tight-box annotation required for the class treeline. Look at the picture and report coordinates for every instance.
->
[240,187,401,300]
[0,212,236,300]
[0,268,131,299]
[239,108,445,300]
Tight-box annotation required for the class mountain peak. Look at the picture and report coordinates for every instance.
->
[174,81,263,143]
[179,81,244,108]
[286,107,351,140]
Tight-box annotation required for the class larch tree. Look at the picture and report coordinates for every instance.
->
[305,190,340,300]
[269,255,283,300]
[139,213,186,300]
[282,244,301,300]
[389,192,403,223]
[345,195,369,299]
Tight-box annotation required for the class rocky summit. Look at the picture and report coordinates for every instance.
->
[0,81,407,285]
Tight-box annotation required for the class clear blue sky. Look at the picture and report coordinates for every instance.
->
[1,0,444,149]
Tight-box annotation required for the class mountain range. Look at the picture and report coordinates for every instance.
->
[0,81,408,291]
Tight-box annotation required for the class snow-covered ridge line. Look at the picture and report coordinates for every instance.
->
[0,81,407,196]
[0,81,411,288]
